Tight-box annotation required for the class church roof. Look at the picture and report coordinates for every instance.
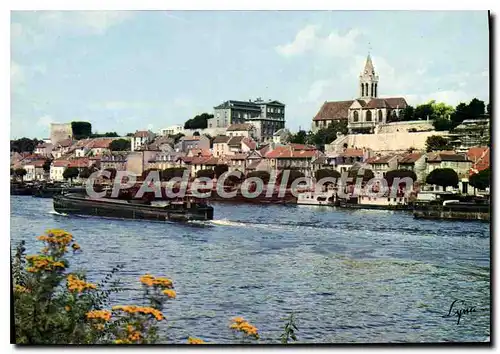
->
[313,100,354,121]
[363,54,375,75]
[364,97,408,109]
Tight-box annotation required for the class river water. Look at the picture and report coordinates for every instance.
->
[10,196,490,344]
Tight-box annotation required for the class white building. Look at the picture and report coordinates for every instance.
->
[160,125,184,137]
[131,130,156,151]
[50,160,70,181]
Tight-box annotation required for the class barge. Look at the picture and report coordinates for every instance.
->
[53,193,214,222]
[413,199,490,222]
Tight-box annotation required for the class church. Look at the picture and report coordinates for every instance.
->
[312,55,408,134]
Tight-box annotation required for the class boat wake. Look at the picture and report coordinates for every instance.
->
[208,219,248,227]
[49,210,68,216]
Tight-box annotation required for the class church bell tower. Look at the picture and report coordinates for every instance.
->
[359,54,379,100]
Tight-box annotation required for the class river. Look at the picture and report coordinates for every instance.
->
[10,196,490,343]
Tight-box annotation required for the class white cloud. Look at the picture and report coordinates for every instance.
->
[276,25,362,58]
[73,11,134,35]
[11,61,24,85]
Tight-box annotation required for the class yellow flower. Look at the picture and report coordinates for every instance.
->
[14,284,30,293]
[162,289,177,299]
[67,274,97,293]
[128,331,142,342]
[229,317,259,339]
[72,243,81,251]
[112,305,164,321]
[139,274,173,289]
[65,305,71,312]
[86,310,112,321]
[187,337,206,344]
[114,339,130,344]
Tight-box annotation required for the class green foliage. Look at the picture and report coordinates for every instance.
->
[15,168,27,180]
[193,131,200,136]
[384,169,417,186]
[450,98,487,129]
[43,159,52,172]
[426,168,459,189]
[433,117,453,131]
[280,313,298,344]
[91,132,119,138]
[109,139,131,151]
[400,105,415,121]
[195,169,214,179]
[171,133,185,145]
[63,167,80,181]
[11,138,41,153]
[414,101,434,120]
[289,130,308,145]
[184,113,213,130]
[486,103,491,116]
[71,122,92,140]
[79,167,92,179]
[125,133,135,137]
[425,135,451,152]
[469,168,490,190]
[314,169,340,181]
[310,120,348,148]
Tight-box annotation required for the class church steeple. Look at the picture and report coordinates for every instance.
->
[359,54,379,99]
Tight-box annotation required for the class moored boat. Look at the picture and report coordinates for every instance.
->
[53,193,214,222]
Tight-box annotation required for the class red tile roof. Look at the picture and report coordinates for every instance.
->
[339,148,364,157]
[52,160,71,167]
[399,153,423,164]
[313,100,353,121]
[467,147,490,174]
[188,148,212,157]
[213,135,230,144]
[366,154,397,164]
[24,160,46,168]
[289,143,316,151]
[89,138,114,149]
[134,131,151,138]
[266,146,318,159]
[242,137,257,150]
[68,158,90,168]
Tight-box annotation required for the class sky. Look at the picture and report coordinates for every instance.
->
[11,10,490,139]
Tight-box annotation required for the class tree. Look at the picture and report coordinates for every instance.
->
[193,131,200,136]
[109,139,131,151]
[71,122,92,140]
[486,103,491,116]
[310,120,348,148]
[426,135,451,152]
[414,101,434,120]
[91,132,119,138]
[14,168,27,182]
[431,102,454,120]
[196,169,214,179]
[126,133,135,137]
[289,130,308,144]
[469,168,490,190]
[467,98,486,117]
[78,167,92,179]
[214,164,229,178]
[63,167,80,182]
[400,105,415,121]
[450,98,486,129]
[184,113,213,130]
[43,159,52,172]
[432,117,453,131]
[426,168,459,190]
[10,138,40,153]
[384,169,417,186]
[314,169,341,181]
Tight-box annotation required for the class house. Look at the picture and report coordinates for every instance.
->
[23,160,46,181]
[175,135,210,153]
[101,152,129,171]
[241,137,257,153]
[131,130,156,152]
[147,136,174,152]
[177,156,221,178]
[87,138,115,156]
[213,136,231,157]
[159,124,184,137]
[34,142,53,157]
[228,153,248,173]
[227,136,245,154]
[328,148,369,173]
[186,148,212,158]
[425,152,472,192]
[226,123,256,139]
[147,151,185,171]
[467,147,490,175]
[50,160,71,181]
[52,139,74,159]
[265,145,321,177]
[365,154,401,179]
[397,152,427,183]
[273,128,291,144]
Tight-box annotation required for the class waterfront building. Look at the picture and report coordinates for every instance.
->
[50,160,70,181]
[365,154,402,179]
[23,160,46,181]
[265,144,321,178]
[101,152,129,171]
[327,148,369,173]
[397,152,427,183]
[425,151,472,193]
[311,54,408,134]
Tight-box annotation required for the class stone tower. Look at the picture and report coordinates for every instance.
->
[359,54,379,100]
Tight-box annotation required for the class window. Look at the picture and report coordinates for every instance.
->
[366,110,372,122]
[378,110,383,122]
[353,111,359,122]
